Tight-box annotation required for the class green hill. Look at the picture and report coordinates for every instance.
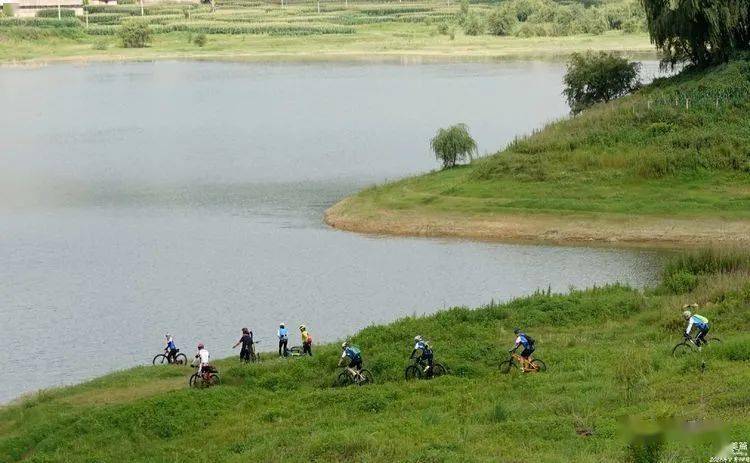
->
[2,249,750,462]
[325,60,750,246]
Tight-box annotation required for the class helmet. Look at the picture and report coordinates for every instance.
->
[242,327,249,334]
[280,322,285,328]
[165,333,171,338]
[341,341,349,349]
[513,327,521,334]
[414,335,423,342]
[197,342,204,349]
[299,324,306,330]
[682,310,692,320]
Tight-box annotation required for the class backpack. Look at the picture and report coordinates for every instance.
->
[524,333,535,346]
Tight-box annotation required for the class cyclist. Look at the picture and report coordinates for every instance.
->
[195,342,213,376]
[410,335,433,375]
[232,327,254,362]
[509,327,536,372]
[338,341,363,373]
[683,304,710,347]
[278,323,289,357]
[164,333,178,363]
[299,324,313,356]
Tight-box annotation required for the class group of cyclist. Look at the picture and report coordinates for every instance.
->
[161,302,712,380]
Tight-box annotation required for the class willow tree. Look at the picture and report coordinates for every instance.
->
[430,124,478,169]
[642,0,750,67]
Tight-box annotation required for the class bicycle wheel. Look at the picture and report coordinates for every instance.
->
[499,360,517,374]
[672,342,693,358]
[208,373,220,387]
[175,353,188,366]
[704,337,721,346]
[357,369,374,386]
[153,354,168,366]
[530,359,547,372]
[404,365,421,380]
[432,363,447,377]
[189,373,200,388]
[333,371,350,387]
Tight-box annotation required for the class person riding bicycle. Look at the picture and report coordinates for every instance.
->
[299,324,312,356]
[683,304,710,347]
[509,327,536,372]
[164,333,178,363]
[410,335,433,374]
[338,341,362,372]
[278,323,289,357]
[232,327,254,362]
[195,343,214,376]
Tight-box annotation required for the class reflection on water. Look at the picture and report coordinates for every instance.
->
[0,61,666,402]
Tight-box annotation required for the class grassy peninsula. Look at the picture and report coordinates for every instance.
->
[1,250,749,462]
[326,60,750,247]
[0,0,653,63]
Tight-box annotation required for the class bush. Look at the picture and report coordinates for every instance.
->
[486,8,516,36]
[92,38,108,49]
[662,270,699,294]
[118,20,151,48]
[436,21,449,35]
[430,123,478,169]
[36,8,76,18]
[193,32,207,46]
[563,51,641,114]
[463,13,483,36]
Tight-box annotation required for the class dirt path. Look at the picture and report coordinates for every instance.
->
[325,197,750,248]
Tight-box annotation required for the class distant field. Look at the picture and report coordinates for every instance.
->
[0,0,654,62]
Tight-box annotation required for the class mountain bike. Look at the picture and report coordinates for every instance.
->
[404,357,447,380]
[189,366,221,388]
[672,334,722,358]
[333,366,374,387]
[240,343,261,363]
[152,349,188,366]
[499,352,546,374]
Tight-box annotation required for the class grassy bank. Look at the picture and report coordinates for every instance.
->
[1,249,750,461]
[326,60,750,247]
[0,0,653,63]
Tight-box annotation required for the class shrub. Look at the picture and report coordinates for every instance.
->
[118,20,151,48]
[563,51,641,114]
[486,8,515,36]
[436,21,449,35]
[36,8,76,18]
[92,38,108,49]
[463,13,483,36]
[193,32,207,46]
[430,123,478,169]
[662,270,699,295]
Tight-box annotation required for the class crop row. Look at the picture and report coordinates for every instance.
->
[0,17,80,27]
[84,21,355,35]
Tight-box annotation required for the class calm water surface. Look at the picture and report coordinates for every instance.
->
[0,61,666,402]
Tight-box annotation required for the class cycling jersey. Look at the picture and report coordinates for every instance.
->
[413,341,432,357]
[301,329,311,344]
[514,334,532,349]
[166,337,176,350]
[342,346,362,361]
[686,314,709,335]
[278,327,288,340]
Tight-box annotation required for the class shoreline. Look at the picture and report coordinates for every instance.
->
[324,197,750,249]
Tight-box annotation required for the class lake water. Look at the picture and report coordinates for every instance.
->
[0,60,666,403]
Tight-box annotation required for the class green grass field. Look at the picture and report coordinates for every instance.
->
[327,60,750,245]
[1,250,749,462]
[0,0,654,62]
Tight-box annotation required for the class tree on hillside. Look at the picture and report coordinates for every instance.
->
[430,124,478,169]
[563,52,641,114]
[641,0,750,67]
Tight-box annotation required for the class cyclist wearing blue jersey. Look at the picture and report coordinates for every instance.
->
[278,323,289,357]
[338,342,363,371]
[164,334,178,363]
[410,335,433,374]
[683,304,710,346]
[509,327,535,371]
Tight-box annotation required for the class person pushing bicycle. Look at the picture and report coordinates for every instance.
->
[232,327,254,362]
[410,335,433,374]
[299,324,312,356]
[338,341,363,374]
[194,342,214,377]
[164,333,178,363]
[509,327,536,372]
[682,303,710,347]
